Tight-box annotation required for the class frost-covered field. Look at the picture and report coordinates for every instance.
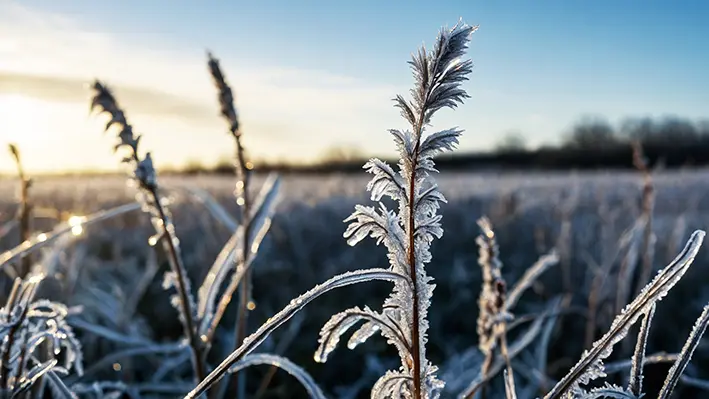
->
[3,170,709,397]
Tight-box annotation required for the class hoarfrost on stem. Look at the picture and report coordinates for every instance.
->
[315,20,478,399]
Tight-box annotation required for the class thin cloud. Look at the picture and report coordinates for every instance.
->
[0,71,218,124]
[0,1,456,173]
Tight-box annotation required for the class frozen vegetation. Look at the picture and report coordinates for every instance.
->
[2,20,709,399]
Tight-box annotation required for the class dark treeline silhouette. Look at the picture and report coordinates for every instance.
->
[183,115,709,174]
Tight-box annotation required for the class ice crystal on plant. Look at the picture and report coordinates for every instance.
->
[314,20,477,399]
[0,275,83,396]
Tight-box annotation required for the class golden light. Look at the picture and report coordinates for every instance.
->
[68,215,85,236]
[0,94,54,141]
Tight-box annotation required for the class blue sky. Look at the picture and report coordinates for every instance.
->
[1,0,708,173]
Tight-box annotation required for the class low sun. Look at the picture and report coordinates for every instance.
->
[0,94,55,141]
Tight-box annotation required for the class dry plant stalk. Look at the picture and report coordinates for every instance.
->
[471,218,514,399]
[459,237,558,399]
[555,185,578,294]
[185,21,478,399]
[89,81,206,382]
[631,140,655,298]
[544,230,705,398]
[0,274,82,397]
[8,144,32,278]
[207,52,255,399]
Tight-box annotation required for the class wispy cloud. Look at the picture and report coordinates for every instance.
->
[0,71,217,124]
[0,1,407,173]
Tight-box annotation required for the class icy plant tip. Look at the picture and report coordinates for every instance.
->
[314,19,477,399]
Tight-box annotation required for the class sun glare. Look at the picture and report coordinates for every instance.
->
[0,93,56,144]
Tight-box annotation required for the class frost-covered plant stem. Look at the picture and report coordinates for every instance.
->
[185,269,408,398]
[8,144,32,278]
[469,218,515,399]
[632,140,655,298]
[401,23,476,398]
[544,230,704,398]
[89,81,205,382]
[0,279,24,390]
[0,275,81,397]
[408,115,425,399]
[148,186,206,382]
[207,52,253,399]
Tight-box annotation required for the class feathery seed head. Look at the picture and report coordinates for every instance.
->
[89,80,156,190]
[476,217,511,355]
[7,144,19,163]
[207,52,240,135]
[396,21,478,131]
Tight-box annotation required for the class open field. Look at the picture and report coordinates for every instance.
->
[3,169,709,397]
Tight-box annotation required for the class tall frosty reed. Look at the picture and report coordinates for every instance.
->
[206,52,254,398]
[7,144,32,278]
[460,218,558,399]
[89,82,207,382]
[185,20,479,399]
[543,230,707,399]
[89,71,282,397]
[323,20,478,399]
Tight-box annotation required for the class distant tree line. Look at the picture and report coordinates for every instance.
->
[561,115,709,151]
[178,115,709,174]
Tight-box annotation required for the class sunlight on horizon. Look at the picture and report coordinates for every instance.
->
[2,1,707,175]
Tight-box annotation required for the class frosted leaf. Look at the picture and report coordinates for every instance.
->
[177,185,238,231]
[505,250,558,311]
[316,306,410,364]
[414,214,444,243]
[0,203,140,268]
[414,184,446,218]
[198,174,280,334]
[197,226,244,327]
[348,321,381,349]
[315,307,371,363]
[389,129,416,166]
[344,204,405,250]
[628,303,655,396]
[246,173,281,245]
[394,96,416,127]
[185,268,408,398]
[423,362,445,399]
[44,370,77,398]
[0,275,83,395]
[365,158,406,201]
[371,370,413,399]
[503,369,517,399]
[228,353,326,399]
[544,230,705,398]
[658,303,709,399]
[578,383,640,399]
[15,359,59,395]
[418,128,462,160]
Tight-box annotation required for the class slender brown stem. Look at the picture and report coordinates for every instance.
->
[8,145,31,278]
[230,133,252,399]
[499,327,516,395]
[149,189,205,383]
[407,118,424,399]
[633,141,655,297]
[472,351,495,399]
[18,179,31,278]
